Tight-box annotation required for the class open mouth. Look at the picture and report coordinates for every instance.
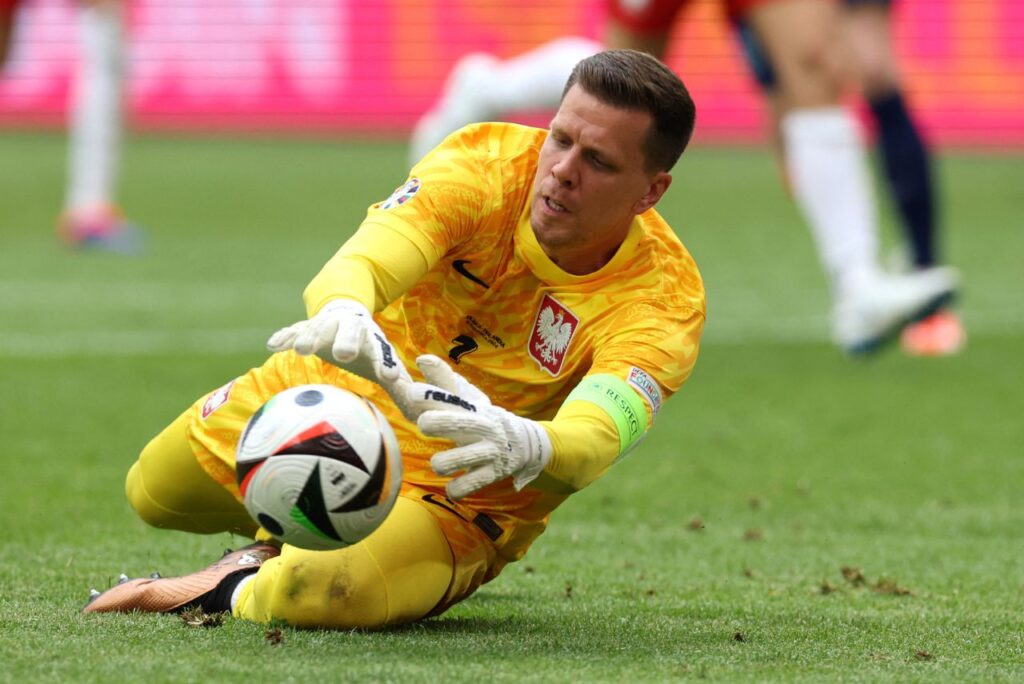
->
[544,196,568,213]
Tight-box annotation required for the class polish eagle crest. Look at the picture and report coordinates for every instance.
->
[528,294,579,375]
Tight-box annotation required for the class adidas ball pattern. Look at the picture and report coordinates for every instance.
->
[236,384,402,550]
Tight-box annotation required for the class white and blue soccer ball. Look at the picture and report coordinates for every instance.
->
[236,384,402,551]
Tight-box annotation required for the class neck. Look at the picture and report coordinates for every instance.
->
[541,240,622,276]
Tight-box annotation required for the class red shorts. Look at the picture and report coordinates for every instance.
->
[0,0,24,13]
[606,0,781,32]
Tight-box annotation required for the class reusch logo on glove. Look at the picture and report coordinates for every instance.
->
[424,390,478,412]
[528,294,578,376]
[373,333,397,369]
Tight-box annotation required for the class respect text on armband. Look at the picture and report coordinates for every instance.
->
[604,387,641,441]
[565,374,649,454]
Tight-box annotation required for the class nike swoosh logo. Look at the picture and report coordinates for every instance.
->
[422,493,469,521]
[453,259,490,289]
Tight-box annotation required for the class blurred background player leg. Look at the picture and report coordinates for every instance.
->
[57,0,144,254]
[0,0,19,69]
[736,0,963,355]
[735,0,956,354]
[604,0,956,353]
[841,0,965,355]
[410,36,601,165]
[409,0,704,165]
[409,0,699,165]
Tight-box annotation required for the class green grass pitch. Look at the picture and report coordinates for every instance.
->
[1,131,1022,681]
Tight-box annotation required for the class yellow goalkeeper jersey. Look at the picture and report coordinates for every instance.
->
[303,122,705,559]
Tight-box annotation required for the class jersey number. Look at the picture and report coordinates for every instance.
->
[448,335,478,364]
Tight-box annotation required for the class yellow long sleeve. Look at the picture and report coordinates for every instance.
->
[303,222,436,317]
[537,400,623,494]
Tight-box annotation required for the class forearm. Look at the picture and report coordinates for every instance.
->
[537,369,662,492]
[538,401,629,493]
[304,223,435,316]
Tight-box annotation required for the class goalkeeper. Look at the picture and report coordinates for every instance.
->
[84,49,706,629]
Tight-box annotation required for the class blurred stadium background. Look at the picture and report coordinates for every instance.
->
[0,0,1021,145]
[2,2,1023,678]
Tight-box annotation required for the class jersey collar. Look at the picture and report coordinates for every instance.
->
[515,202,644,285]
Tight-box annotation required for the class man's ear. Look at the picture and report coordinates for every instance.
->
[633,172,672,214]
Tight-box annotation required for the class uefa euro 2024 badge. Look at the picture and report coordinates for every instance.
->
[379,178,421,210]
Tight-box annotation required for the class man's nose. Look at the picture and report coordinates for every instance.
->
[551,152,578,188]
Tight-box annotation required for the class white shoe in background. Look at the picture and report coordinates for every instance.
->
[832,266,959,355]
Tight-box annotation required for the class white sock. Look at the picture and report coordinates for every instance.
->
[66,3,124,214]
[229,573,257,612]
[781,107,880,298]
[485,37,602,112]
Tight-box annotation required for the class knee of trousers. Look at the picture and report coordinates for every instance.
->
[244,500,456,629]
[124,458,166,528]
[123,431,255,536]
[123,455,198,531]
[256,546,395,630]
[124,412,196,529]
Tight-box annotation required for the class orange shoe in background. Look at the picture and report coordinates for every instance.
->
[57,205,146,255]
[900,309,966,357]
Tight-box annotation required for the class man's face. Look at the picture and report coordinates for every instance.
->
[530,84,671,274]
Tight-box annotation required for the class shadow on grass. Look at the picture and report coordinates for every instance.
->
[393,615,535,634]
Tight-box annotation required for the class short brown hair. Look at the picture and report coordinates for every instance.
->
[563,49,696,172]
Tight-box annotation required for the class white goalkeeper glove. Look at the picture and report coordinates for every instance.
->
[413,354,552,500]
[267,298,412,391]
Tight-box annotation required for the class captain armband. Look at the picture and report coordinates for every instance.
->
[564,374,653,461]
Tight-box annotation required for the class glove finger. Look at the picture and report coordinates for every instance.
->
[380,376,414,418]
[418,410,500,444]
[367,329,404,382]
[416,354,462,393]
[290,318,327,355]
[412,389,486,417]
[266,323,300,351]
[330,316,363,364]
[430,442,498,476]
[393,382,458,422]
[417,354,492,406]
[446,464,501,500]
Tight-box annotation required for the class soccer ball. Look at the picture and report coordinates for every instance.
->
[235,384,402,550]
